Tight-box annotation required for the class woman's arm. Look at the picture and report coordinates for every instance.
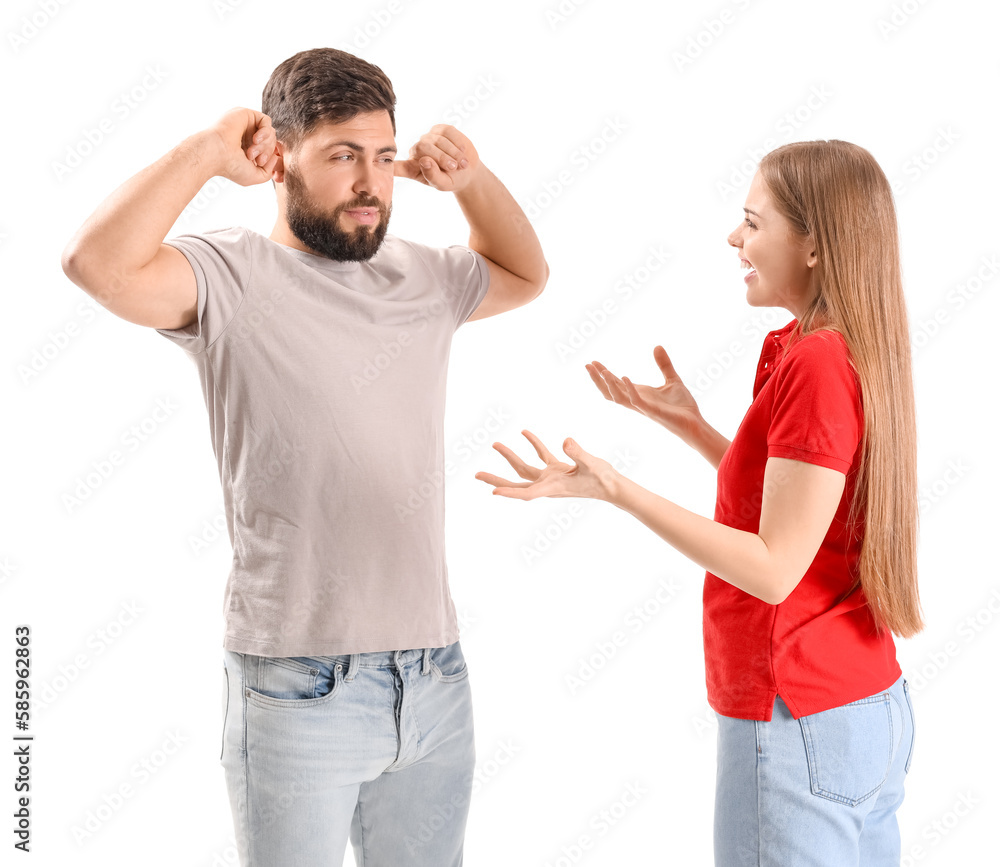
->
[680,418,731,470]
[606,456,844,603]
[477,433,844,605]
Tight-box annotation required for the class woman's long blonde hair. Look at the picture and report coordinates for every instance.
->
[759,140,924,637]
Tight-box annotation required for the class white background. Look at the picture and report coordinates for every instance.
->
[3,0,998,864]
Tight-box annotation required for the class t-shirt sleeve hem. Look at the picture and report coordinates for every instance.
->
[459,250,492,326]
[154,238,209,352]
[767,443,852,473]
[154,227,251,353]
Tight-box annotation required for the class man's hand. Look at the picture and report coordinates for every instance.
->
[394,122,548,321]
[394,124,482,192]
[62,107,279,330]
[208,107,280,186]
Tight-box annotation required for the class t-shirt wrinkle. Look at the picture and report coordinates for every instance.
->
[210,226,253,353]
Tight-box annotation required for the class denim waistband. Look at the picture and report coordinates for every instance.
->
[297,647,433,681]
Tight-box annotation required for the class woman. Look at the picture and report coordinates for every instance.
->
[475,140,922,866]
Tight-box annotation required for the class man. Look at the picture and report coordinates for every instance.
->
[61,48,547,866]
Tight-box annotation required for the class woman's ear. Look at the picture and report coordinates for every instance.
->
[803,235,819,270]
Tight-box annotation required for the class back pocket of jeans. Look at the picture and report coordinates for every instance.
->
[799,694,893,806]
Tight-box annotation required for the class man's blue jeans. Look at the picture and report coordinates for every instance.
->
[221,641,475,866]
[714,674,915,866]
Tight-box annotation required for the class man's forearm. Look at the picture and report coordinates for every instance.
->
[453,166,548,289]
[62,130,225,284]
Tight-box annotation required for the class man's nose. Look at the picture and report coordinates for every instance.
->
[353,163,381,197]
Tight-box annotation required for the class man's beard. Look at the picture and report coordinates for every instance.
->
[283,165,391,262]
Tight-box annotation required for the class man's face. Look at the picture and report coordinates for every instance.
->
[279,111,396,262]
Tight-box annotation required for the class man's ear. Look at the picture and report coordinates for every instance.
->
[271,140,286,184]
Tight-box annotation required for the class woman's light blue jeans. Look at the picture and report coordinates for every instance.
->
[714,674,915,866]
[220,641,475,866]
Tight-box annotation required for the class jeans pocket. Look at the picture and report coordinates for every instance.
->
[902,679,915,774]
[429,641,469,683]
[244,655,345,708]
[799,693,894,806]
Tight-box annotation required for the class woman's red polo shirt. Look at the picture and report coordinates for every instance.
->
[704,319,900,720]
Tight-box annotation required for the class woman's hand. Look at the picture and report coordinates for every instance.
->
[475,430,622,502]
[586,345,704,442]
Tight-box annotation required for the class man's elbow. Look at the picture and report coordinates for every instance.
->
[61,242,110,306]
[525,260,549,302]
[61,240,86,285]
[61,238,107,292]
[61,240,136,317]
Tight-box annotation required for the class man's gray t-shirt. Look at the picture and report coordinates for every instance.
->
[155,227,490,657]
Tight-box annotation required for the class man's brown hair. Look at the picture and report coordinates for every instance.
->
[262,48,396,151]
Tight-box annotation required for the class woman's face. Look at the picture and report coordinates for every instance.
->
[727,171,818,317]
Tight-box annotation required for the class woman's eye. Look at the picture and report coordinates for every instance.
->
[744,217,756,229]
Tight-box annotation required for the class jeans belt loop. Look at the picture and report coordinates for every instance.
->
[345,653,360,682]
[422,647,431,676]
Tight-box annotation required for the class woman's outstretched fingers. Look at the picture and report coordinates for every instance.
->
[474,470,530,489]
[521,429,558,464]
[586,362,614,400]
[489,441,538,480]
[653,345,680,382]
[602,369,634,406]
[622,376,643,406]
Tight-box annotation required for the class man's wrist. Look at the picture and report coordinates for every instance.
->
[452,162,494,199]
[177,129,230,181]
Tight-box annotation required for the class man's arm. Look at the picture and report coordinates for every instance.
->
[453,166,549,321]
[394,125,548,321]
[60,108,278,330]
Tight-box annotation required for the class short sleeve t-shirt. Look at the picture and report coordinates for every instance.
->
[155,227,490,657]
[703,319,900,720]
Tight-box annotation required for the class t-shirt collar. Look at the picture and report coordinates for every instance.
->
[753,317,799,398]
[277,243,362,273]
